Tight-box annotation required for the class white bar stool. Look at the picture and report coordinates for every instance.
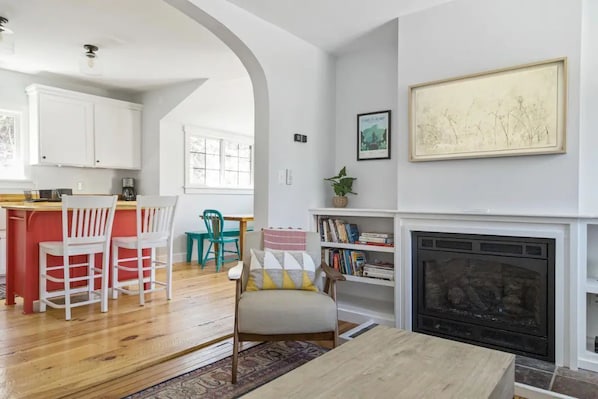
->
[111,195,178,305]
[39,195,117,321]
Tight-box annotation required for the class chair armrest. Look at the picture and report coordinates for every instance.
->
[228,261,244,280]
[321,262,346,281]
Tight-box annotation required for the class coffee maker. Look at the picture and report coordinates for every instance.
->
[122,177,136,201]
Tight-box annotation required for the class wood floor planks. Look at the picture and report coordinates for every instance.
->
[0,262,236,399]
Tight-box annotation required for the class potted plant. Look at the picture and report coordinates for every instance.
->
[324,166,357,208]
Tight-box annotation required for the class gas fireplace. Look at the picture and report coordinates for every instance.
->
[412,231,555,362]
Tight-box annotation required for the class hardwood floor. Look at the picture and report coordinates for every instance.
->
[1,263,356,398]
[0,262,236,399]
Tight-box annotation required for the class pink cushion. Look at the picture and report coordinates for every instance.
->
[263,228,306,251]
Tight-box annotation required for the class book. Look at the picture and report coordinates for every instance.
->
[355,241,394,247]
[358,235,394,244]
[350,251,366,274]
[363,268,394,280]
[360,232,393,238]
[327,218,338,242]
[335,219,348,243]
[345,223,360,243]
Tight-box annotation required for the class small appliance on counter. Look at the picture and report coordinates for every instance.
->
[24,188,73,202]
[122,178,136,201]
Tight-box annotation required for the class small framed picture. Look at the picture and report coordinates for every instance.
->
[357,110,391,161]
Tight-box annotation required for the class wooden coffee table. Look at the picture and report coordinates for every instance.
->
[244,325,515,398]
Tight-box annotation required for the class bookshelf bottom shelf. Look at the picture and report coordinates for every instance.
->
[336,294,394,326]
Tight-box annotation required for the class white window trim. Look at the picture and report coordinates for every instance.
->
[183,125,254,195]
[0,109,27,182]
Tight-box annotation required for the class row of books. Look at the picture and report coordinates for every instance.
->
[318,217,359,243]
[323,248,395,280]
[323,248,365,276]
[318,217,394,247]
[362,262,394,281]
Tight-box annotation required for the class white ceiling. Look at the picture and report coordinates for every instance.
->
[0,0,247,92]
[224,0,454,53]
[0,0,453,92]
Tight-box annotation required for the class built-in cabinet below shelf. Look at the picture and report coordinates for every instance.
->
[26,84,142,170]
[310,208,399,327]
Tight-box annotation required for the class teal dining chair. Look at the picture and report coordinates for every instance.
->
[202,209,241,271]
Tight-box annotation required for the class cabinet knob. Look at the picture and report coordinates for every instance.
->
[96,160,100,163]
[42,156,46,159]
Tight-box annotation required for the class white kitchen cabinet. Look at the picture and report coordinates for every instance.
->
[28,90,94,167]
[94,103,141,169]
[26,84,142,170]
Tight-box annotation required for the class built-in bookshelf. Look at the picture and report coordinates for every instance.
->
[310,208,399,327]
[582,222,598,371]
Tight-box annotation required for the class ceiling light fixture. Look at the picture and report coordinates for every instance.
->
[0,16,15,55]
[80,43,103,76]
[0,16,13,35]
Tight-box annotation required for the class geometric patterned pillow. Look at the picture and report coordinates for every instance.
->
[245,249,319,292]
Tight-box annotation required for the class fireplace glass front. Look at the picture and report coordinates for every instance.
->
[412,231,555,361]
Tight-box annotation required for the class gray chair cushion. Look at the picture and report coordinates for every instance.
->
[238,290,337,335]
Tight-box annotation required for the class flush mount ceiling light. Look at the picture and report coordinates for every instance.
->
[80,43,103,76]
[0,16,15,55]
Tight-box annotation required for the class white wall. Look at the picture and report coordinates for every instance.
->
[139,79,204,195]
[159,77,254,258]
[334,21,398,210]
[0,68,140,194]
[166,0,336,230]
[396,0,582,214]
[167,76,254,134]
[578,0,598,214]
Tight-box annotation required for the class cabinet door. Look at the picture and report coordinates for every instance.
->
[38,93,94,166]
[94,103,141,169]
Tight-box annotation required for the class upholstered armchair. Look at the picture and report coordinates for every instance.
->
[227,230,345,383]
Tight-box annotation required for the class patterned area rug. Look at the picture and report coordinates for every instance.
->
[125,341,328,399]
[0,283,5,300]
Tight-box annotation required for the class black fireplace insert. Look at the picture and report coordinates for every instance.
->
[412,231,555,362]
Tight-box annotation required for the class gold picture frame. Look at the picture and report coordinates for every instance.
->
[409,58,567,162]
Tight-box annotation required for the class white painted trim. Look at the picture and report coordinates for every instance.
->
[514,382,576,399]
[183,186,253,195]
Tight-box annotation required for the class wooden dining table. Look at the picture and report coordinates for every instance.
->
[222,214,254,256]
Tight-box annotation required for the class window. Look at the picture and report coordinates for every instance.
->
[0,109,25,180]
[184,126,253,194]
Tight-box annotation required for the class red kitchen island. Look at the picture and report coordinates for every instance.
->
[4,201,140,314]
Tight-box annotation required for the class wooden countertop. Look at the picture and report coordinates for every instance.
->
[2,200,137,211]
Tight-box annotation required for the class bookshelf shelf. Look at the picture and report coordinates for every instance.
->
[343,274,394,287]
[310,208,399,327]
[321,241,395,253]
[336,294,395,325]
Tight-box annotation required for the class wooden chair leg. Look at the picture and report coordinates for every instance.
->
[137,248,145,306]
[39,248,47,313]
[232,332,239,384]
[112,243,119,300]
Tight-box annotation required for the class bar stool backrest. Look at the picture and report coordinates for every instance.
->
[136,195,178,243]
[61,195,117,246]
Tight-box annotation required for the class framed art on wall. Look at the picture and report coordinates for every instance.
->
[357,110,391,161]
[409,58,567,162]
